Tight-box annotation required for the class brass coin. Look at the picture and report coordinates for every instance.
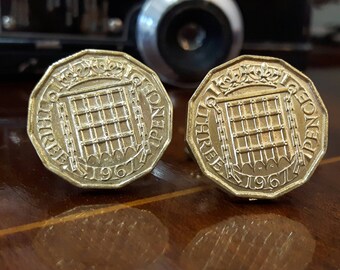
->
[28,49,172,188]
[186,55,328,199]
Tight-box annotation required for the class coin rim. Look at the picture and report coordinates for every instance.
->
[27,49,173,188]
[186,55,328,199]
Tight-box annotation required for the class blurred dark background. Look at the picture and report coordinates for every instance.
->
[0,0,339,87]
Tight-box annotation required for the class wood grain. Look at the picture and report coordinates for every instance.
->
[0,67,339,270]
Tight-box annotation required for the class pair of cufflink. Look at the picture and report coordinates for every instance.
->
[28,50,328,199]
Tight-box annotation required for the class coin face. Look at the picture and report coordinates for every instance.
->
[28,50,172,188]
[186,55,328,198]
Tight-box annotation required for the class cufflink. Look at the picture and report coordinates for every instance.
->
[28,49,172,188]
[186,55,328,199]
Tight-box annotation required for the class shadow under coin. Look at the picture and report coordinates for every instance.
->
[180,214,315,270]
[33,205,168,270]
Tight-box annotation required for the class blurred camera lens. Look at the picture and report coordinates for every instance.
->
[177,23,206,51]
[137,0,243,88]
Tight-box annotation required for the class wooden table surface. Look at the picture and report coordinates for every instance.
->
[0,66,339,270]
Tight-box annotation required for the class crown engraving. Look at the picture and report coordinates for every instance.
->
[213,63,283,95]
[53,57,125,90]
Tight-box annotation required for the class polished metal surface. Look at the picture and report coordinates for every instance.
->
[186,55,328,198]
[27,49,173,188]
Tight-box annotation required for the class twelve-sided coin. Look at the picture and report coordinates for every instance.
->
[28,49,172,188]
[186,55,328,199]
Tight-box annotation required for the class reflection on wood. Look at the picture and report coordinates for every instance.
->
[181,214,315,270]
[0,66,339,269]
[32,206,168,270]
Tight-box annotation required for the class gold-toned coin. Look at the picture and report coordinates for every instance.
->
[186,55,328,199]
[28,49,172,188]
